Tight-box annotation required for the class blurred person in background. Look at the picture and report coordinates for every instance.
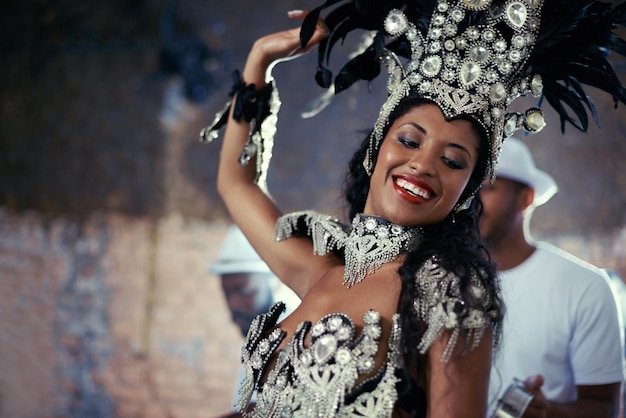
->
[210,225,300,414]
[480,137,625,418]
[605,269,626,341]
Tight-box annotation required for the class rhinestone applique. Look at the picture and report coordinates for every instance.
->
[237,302,287,412]
[413,257,493,362]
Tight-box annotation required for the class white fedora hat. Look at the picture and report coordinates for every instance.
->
[209,225,271,275]
[496,137,558,206]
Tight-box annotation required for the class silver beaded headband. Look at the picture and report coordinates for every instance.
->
[363,0,546,180]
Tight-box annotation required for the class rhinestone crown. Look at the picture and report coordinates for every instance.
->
[366,0,546,180]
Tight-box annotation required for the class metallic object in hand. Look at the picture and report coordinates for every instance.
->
[491,378,534,418]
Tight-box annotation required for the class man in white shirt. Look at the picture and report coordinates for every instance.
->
[480,138,625,417]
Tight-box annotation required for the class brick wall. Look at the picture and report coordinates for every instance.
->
[0,208,242,417]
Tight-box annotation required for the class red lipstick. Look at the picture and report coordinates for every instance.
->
[392,175,435,204]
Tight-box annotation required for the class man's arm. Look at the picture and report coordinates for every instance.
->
[523,375,623,418]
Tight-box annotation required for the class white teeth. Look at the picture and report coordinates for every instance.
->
[396,178,431,199]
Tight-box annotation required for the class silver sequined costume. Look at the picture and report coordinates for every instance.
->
[237,212,495,417]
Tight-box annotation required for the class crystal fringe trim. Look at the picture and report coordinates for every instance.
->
[413,257,491,362]
[275,210,422,288]
[199,77,280,193]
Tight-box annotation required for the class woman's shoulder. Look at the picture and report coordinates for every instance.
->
[275,210,350,255]
[413,256,493,308]
[413,256,498,361]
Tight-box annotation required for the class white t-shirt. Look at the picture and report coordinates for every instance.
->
[489,243,625,411]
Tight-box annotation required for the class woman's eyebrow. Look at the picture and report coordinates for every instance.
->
[402,122,427,134]
[447,142,473,158]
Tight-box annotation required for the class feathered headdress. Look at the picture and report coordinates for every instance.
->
[299,0,626,180]
[201,0,626,193]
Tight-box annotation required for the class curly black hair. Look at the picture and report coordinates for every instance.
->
[342,96,504,414]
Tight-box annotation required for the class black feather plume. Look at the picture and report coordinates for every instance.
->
[300,0,439,90]
[529,0,626,133]
[299,0,626,134]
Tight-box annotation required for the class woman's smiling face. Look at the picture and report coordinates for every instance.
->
[364,103,480,226]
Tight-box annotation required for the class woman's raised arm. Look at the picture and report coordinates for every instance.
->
[216,11,330,297]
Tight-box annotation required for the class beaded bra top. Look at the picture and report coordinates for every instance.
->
[236,211,496,417]
[238,303,404,417]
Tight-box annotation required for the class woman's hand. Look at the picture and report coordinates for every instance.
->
[243,10,328,87]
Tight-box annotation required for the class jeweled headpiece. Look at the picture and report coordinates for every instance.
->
[299,0,626,181]
[202,0,626,191]
[365,2,545,178]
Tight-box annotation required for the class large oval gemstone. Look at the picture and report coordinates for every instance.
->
[460,61,481,85]
[469,45,490,63]
[506,2,527,28]
[314,335,338,365]
[422,56,442,77]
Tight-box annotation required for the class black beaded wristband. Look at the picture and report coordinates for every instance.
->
[199,69,274,143]
[199,68,280,189]
[229,70,273,125]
